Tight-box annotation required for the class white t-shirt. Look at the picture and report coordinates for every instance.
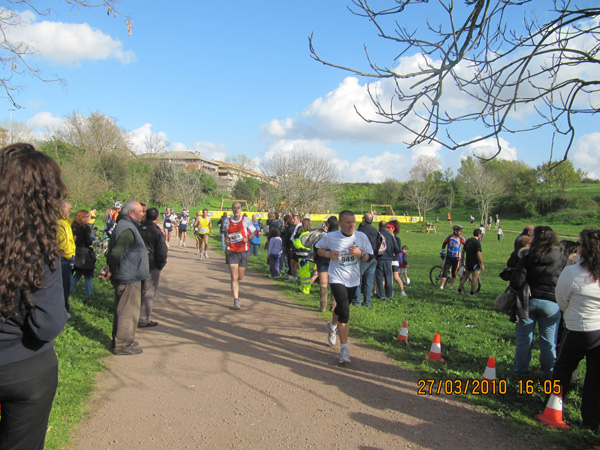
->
[315,230,373,287]
[555,262,600,332]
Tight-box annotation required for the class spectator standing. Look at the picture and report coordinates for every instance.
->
[497,227,504,241]
[495,214,500,230]
[217,212,228,252]
[71,209,96,297]
[487,215,493,230]
[398,245,410,285]
[457,228,484,297]
[510,226,567,379]
[553,228,600,434]
[352,213,379,308]
[57,201,75,312]
[250,214,262,256]
[375,221,400,300]
[479,223,486,243]
[138,207,168,328]
[514,225,534,251]
[389,220,407,297]
[0,143,70,450]
[293,218,314,294]
[267,227,282,278]
[100,201,149,355]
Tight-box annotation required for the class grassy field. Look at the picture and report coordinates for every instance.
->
[45,217,598,449]
[241,218,598,449]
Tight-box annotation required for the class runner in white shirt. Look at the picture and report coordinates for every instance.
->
[316,210,373,364]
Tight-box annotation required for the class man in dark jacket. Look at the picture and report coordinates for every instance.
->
[138,207,168,328]
[100,201,149,355]
[352,213,380,307]
[375,222,400,300]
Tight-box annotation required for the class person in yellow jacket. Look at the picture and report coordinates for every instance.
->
[57,201,75,312]
[294,218,315,295]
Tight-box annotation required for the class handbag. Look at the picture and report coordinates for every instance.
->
[74,246,96,272]
[495,286,516,313]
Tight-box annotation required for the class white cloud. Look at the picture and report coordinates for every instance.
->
[6,11,135,64]
[27,111,65,131]
[334,151,411,183]
[461,137,518,161]
[571,132,600,179]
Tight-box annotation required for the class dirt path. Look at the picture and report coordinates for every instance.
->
[70,244,534,450]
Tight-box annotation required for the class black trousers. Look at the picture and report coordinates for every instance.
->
[553,328,600,430]
[0,349,59,450]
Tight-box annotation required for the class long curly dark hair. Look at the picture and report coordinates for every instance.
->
[579,228,600,282]
[528,225,559,262]
[0,143,66,319]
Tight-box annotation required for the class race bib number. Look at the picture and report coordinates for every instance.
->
[199,227,208,234]
[338,252,358,267]
[165,223,172,229]
[229,232,243,243]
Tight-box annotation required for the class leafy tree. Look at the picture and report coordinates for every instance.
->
[261,150,340,213]
[309,0,600,163]
[232,178,257,204]
[374,178,402,210]
[404,155,443,220]
[457,157,508,223]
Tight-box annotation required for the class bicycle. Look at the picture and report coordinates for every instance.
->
[429,262,481,293]
[92,227,110,258]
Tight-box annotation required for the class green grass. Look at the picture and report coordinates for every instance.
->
[239,222,599,449]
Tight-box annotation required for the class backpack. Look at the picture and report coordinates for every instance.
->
[375,231,387,256]
[299,230,326,262]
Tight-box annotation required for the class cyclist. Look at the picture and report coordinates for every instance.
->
[439,224,465,290]
[105,201,122,237]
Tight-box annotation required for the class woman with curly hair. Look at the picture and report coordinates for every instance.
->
[71,209,96,296]
[553,228,600,434]
[510,225,567,379]
[0,143,69,449]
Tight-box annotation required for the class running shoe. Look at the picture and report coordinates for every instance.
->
[233,299,241,310]
[401,291,407,297]
[339,347,351,364]
[204,252,209,259]
[196,250,199,255]
[199,254,203,261]
[326,321,337,346]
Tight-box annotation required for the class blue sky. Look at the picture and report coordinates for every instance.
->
[5,1,600,181]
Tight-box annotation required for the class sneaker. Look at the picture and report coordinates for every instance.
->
[449,286,454,291]
[469,293,477,298]
[401,291,407,297]
[196,250,200,255]
[339,347,351,364]
[326,321,337,346]
[439,286,444,290]
[233,299,241,310]
[183,242,186,247]
[204,252,209,259]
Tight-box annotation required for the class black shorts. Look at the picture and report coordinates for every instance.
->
[465,262,480,272]
[443,257,460,278]
[226,250,250,267]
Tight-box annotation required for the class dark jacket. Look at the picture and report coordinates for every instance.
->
[0,258,69,366]
[357,222,379,261]
[107,216,150,284]
[378,230,400,261]
[139,220,168,272]
[510,247,567,302]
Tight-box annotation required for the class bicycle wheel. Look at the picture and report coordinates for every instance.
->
[429,265,444,287]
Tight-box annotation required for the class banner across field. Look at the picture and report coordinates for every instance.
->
[205,211,422,223]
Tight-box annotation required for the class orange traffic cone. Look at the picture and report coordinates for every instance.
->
[397,321,409,345]
[482,357,496,381]
[425,334,445,362]
[535,391,570,429]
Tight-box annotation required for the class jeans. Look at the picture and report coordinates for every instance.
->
[71,272,93,296]
[250,242,260,256]
[514,298,561,379]
[60,257,73,312]
[140,268,161,326]
[220,232,226,252]
[375,259,394,300]
[352,258,376,307]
